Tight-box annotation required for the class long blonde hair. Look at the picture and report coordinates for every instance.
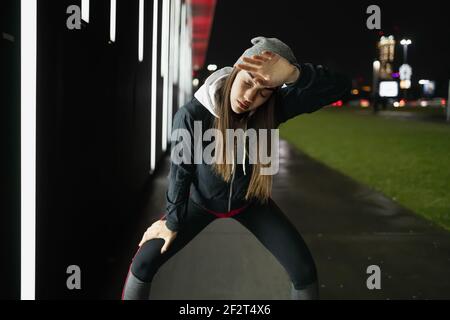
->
[212,67,279,204]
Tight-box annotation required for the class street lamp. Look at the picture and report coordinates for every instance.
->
[399,39,412,100]
[372,61,380,112]
[372,60,380,92]
[207,64,217,71]
[400,39,412,64]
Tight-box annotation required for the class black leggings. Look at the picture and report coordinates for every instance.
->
[127,197,318,291]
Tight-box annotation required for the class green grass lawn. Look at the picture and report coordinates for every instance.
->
[279,107,450,231]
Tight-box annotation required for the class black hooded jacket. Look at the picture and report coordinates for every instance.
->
[164,62,352,231]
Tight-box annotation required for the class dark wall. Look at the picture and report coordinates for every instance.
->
[1,0,21,300]
[34,0,169,299]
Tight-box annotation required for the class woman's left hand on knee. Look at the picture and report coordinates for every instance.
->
[138,220,178,254]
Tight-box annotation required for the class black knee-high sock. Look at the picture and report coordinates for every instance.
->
[122,270,152,300]
[290,281,319,300]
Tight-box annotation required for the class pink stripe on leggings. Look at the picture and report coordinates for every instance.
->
[197,202,249,218]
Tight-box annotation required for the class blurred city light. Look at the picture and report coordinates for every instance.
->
[360,99,370,107]
[399,64,412,81]
[400,39,412,45]
[373,60,380,70]
[331,100,343,107]
[400,79,411,89]
[379,81,398,97]
[372,61,380,99]
[423,81,436,96]
[378,36,395,79]
[400,39,412,70]
[207,64,217,71]
[192,78,199,86]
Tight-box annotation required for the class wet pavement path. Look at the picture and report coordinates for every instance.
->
[114,140,450,299]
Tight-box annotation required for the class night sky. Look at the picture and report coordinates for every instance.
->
[206,0,450,96]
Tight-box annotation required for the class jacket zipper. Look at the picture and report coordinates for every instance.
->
[228,120,247,212]
[228,162,236,212]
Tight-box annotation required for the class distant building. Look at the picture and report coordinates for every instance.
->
[377,36,395,80]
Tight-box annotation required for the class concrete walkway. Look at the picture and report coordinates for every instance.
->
[116,140,450,300]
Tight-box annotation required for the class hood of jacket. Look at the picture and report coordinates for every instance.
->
[193,66,257,119]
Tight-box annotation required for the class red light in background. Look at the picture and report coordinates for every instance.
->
[332,100,343,107]
[360,99,370,107]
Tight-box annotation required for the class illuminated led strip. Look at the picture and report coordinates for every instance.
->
[173,0,180,85]
[160,0,169,78]
[166,0,175,150]
[161,0,170,151]
[150,0,159,171]
[20,0,37,300]
[138,0,144,62]
[179,1,191,107]
[82,0,89,23]
[178,2,186,106]
[110,0,116,42]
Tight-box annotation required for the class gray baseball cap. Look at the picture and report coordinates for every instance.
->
[234,36,298,67]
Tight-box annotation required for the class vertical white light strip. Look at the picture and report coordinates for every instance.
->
[21,0,37,300]
[110,0,116,42]
[161,0,170,151]
[82,0,90,23]
[173,0,180,85]
[138,0,144,62]
[166,0,176,145]
[178,4,184,108]
[150,0,159,172]
[187,3,193,99]
[160,0,169,78]
[167,80,173,152]
[178,3,186,106]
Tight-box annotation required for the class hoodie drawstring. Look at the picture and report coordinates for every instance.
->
[242,121,247,176]
[231,121,247,176]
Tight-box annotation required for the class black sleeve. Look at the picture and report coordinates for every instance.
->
[164,107,196,232]
[275,62,352,126]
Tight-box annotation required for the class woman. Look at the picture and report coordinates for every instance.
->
[122,36,351,300]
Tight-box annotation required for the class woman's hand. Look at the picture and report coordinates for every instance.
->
[236,51,300,88]
[138,220,178,254]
